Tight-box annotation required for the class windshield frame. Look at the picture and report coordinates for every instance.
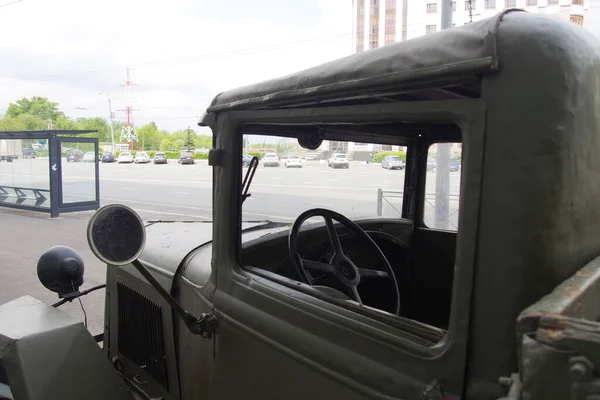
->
[208,99,485,358]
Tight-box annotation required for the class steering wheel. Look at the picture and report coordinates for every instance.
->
[288,208,401,315]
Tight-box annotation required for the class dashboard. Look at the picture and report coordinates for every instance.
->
[240,218,415,316]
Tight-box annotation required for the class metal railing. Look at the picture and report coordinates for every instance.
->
[0,185,50,208]
[376,188,460,220]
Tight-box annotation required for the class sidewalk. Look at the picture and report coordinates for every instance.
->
[0,206,202,335]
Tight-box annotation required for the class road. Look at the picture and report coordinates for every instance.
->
[0,157,461,333]
[1,158,462,226]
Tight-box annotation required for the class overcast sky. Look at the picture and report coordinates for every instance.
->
[0,0,353,135]
[1,0,600,136]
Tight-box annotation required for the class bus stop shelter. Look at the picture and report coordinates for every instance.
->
[0,130,100,218]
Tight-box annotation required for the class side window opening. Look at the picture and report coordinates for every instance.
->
[423,142,462,231]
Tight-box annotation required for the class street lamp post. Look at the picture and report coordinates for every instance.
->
[98,92,116,152]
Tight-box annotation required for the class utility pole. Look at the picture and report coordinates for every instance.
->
[435,0,453,230]
[118,69,143,151]
[98,92,116,152]
[107,97,115,152]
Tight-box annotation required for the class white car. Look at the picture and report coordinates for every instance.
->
[285,155,303,168]
[262,152,280,167]
[134,151,150,164]
[328,153,349,169]
[117,152,133,163]
[82,152,96,163]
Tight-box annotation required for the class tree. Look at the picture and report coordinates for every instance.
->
[6,96,65,121]
[75,117,111,142]
[13,114,46,130]
[159,138,176,151]
[196,134,212,149]
[137,122,162,150]
[183,127,196,151]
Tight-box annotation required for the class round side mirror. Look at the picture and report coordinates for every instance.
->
[87,204,146,266]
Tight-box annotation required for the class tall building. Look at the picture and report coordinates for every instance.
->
[353,0,589,51]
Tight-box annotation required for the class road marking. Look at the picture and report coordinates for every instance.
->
[134,208,210,219]
[312,203,334,207]
[99,197,295,221]
[122,187,134,190]
[173,191,189,195]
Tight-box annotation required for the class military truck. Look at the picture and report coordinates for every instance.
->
[2,9,600,400]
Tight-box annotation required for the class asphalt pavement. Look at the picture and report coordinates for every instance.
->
[0,157,461,331]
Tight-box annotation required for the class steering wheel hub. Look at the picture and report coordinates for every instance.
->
[288,208,401,315]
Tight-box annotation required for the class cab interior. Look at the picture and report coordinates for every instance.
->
[238,122,462,337]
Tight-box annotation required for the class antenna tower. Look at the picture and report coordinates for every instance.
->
[118,68,140,149]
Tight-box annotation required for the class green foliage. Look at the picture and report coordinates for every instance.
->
[76,117,111,142]
[6,96,65,121]
[10,114,46,130]
[0,97,215,154]
[372,151,406,163]
[159,138,177,151]
[137,122,162,151]
[183,128,196,151]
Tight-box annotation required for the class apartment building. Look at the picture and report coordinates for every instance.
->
[353,0,589,51]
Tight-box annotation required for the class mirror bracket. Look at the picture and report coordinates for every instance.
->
[87,204,218,339]
[131,260,218,338]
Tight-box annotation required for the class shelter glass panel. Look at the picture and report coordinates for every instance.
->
[60,141,97,204]
[0,138,50,209]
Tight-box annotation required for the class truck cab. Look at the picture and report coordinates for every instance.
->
[2,10,600,400]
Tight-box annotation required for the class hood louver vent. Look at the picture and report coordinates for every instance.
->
[117,281,169,390]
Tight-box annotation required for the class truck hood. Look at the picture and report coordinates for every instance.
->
[138,220,291,277]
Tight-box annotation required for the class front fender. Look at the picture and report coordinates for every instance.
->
[0,296,132,400]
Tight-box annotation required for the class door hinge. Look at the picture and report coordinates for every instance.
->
[208,149,225,166]
[190,313,218,339]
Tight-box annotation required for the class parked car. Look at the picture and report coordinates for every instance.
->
[101,152,115,163]
[428,158,460,172]
[381,155,405,170]
[328,153,349,169]
[82,152,96,163]
[427,158,436,172]
[178,151,195,164]
[262,152,280,167]
[66,150,83,162]
[242,154,253,167]
[22,148,36,159]
[134,151,150,164]
[117,152,133,164]
[450,158,461,172]
[153,152,168,164]
[285,155,303,168]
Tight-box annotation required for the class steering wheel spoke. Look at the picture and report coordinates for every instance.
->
[358,269,389,278]
[350,286,363,305]
[324,216,343,255]
[302,259,337,275]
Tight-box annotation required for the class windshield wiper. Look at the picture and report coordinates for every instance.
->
[241,156,259,204]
